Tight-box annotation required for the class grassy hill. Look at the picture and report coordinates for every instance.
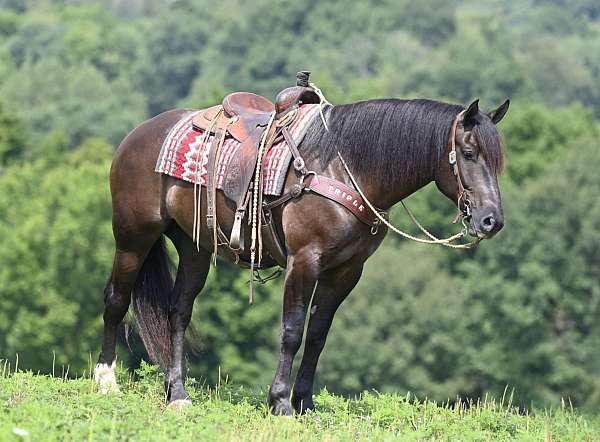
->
[0,363,599,441]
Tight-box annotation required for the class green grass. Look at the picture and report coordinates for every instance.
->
[1,362,599,441]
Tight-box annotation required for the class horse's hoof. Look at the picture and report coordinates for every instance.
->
[292,395,315,415]
[270,400,293,416]
[94,362,120,394]
[167,399,192,412]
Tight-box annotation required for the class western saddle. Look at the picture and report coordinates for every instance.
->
[190,72,320,265]
[190,72,381,301]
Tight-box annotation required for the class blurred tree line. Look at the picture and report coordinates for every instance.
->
[1,0,600,409]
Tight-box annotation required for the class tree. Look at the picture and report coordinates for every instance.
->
[0,59,146,148]
[0,100,27,166]
[0,138,113,372]
[186,264,283,387]
[458,136,600,407]
[317,242,470,400]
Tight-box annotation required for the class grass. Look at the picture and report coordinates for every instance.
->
[1,362,599,441]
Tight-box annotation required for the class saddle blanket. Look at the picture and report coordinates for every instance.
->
[155,104,320,196]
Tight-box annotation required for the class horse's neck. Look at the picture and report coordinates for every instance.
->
[373,175,434,210]
[354,140,436,210]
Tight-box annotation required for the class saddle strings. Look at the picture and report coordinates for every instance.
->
[249,111,277,304]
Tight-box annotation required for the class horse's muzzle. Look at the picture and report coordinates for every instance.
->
[471,210,504,239]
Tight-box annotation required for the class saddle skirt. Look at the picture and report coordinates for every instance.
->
[155,104,321,198]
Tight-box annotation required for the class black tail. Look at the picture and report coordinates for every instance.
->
[132,237,173,369]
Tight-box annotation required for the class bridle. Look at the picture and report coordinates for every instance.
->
[338,109,483,249]
[448,110,473,224]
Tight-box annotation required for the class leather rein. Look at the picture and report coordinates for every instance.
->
[273,109,481,249]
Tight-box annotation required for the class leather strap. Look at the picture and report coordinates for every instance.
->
[264,173,381,228]
[281,126,307,175]
[307,175,381,227]
[206,126,226,231]
[229,190,251,251]
[262,183,305,210]
[261,209,288,267]
[448,110,472,221]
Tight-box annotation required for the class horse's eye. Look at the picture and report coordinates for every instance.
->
[463,150,474,160]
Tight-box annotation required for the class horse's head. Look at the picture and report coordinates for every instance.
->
[435,99,509,239]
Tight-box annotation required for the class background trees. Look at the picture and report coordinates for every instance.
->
[0,0,599,409]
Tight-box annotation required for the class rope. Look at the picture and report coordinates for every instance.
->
[309,82,331,131]
[400,201,482,249]
[337,152,481,249]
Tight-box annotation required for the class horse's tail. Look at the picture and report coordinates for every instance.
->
[132,237,173,369]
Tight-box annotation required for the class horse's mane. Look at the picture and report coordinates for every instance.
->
[302,99,504,187]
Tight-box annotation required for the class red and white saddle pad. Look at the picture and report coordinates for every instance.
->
[155,104,320,196]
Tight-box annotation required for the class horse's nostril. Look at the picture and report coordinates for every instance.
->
[482,214,496,232]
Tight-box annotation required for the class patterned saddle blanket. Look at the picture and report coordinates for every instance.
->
[155,104,320,197]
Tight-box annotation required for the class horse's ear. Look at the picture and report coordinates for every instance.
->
[488,99,510,124]
[464,99,480,121]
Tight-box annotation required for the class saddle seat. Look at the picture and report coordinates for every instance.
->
[191,93,274,144]
[223,92,274,119]
[191,82,321,143]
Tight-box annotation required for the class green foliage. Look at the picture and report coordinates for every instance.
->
[319,244,471,399]
[499,103,600,185]
[1,369,599,441]
[0,0,599,414]
[0,100,27,166]
[457,137,600,407]
[0,139,113,372]
[186,265,281,387]
[0,59,146,147]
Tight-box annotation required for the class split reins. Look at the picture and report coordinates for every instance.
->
[338,109,482,249]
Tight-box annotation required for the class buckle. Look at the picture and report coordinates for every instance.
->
[449,150,457,166]
[290,184,304,198]
[464,201,471,218]
[371,220,380,235]
[293,157,306,172]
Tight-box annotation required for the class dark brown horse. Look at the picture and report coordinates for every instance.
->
[94,96,509,415]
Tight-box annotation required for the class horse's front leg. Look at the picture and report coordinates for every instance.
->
[267,250,320,415]
[292,264,364,414]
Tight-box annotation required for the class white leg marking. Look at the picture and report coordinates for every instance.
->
[94,361,120,394]
[167,399,193,412]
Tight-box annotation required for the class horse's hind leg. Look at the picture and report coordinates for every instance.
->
[95,231,162,393]
[164,225,211,408]
[291,264,364,414]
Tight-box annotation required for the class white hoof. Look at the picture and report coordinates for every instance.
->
[167,399,192,412]
[94,362,120,394]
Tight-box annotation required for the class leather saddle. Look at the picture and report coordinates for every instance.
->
[192,92,275,144]
[191,72,321,265]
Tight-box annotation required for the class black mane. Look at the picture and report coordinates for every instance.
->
[302,99,504,187]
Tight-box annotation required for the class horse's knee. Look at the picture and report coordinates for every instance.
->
[281,322,304,354]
